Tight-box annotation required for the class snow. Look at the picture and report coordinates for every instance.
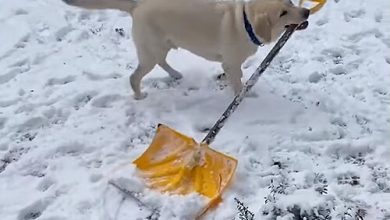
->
[0,0,389,219]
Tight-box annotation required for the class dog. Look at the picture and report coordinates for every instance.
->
[63,0,309,99]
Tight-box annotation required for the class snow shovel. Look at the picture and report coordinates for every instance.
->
[133,0,326,214]
[299,0,326,14]
[133,24,301,213]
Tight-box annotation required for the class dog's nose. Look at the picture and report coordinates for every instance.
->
[302,8,310,19]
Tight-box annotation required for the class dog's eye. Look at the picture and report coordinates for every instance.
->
[280,10,288,17]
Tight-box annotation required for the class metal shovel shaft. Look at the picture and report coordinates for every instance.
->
[202,24,300,145]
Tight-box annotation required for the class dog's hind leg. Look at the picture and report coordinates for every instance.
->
[130,27,176,99]
[130,46,172,99]
[158,60,183,80]
[130,62,155,100]
[130,47,158,100]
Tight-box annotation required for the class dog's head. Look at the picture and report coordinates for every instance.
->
[249,0,310,43]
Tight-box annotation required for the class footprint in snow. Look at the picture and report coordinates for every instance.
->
[0,117,7,130]
[381,38,390,49]
[385,56,390,65]
[347,29,383,43]
[0,147,30,173]
[14,102,37,115]
[21,161,48,178]
[308,71,324,83]
[55,25,74,42]
[14,9,28,16]
[46,75,76,86]
[345,58,363,71]
[145,77,182,91]
[343,9,365,22]
[17,117,47,133]
[41,107,70,125]
[0,57,31,84]
[77,200,93,214]
[36,177,56,192]
[32,52,53,65]
[76,11,91,22]
[54,142,86,157]
[72,91,98,110]
[329,66,348,75]
[320,48,344,65]
[0,33,30,60]
[9,57,30,68]
[315,17,328,26]
[374,11,383,23]
[0,69,21,84]
[86,158,103,169]
[14,34,30,49]
[91,94,123,108]
[18,199,51,220]
[82,71,122,81]
[89,173,103,183]
[76,29,91,41]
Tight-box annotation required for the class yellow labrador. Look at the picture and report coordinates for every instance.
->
[63,0,309,99]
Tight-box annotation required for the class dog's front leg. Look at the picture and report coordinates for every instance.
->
[222,63,243,95]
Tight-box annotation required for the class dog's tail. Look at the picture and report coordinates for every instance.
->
[63,0,137,14]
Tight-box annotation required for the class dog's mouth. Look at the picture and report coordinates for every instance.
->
[285,20,309,30]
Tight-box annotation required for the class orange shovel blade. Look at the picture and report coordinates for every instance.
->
[133,124,237,199]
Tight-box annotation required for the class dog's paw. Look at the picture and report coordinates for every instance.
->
[134,92,148,100]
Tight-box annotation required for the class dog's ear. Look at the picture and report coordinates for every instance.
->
[254,13,272,43]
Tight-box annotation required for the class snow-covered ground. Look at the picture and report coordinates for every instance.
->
[1,0,389,219]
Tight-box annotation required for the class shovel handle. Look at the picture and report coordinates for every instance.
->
[202,23,303,145]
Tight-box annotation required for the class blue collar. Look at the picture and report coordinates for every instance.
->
[243,8,264,46]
